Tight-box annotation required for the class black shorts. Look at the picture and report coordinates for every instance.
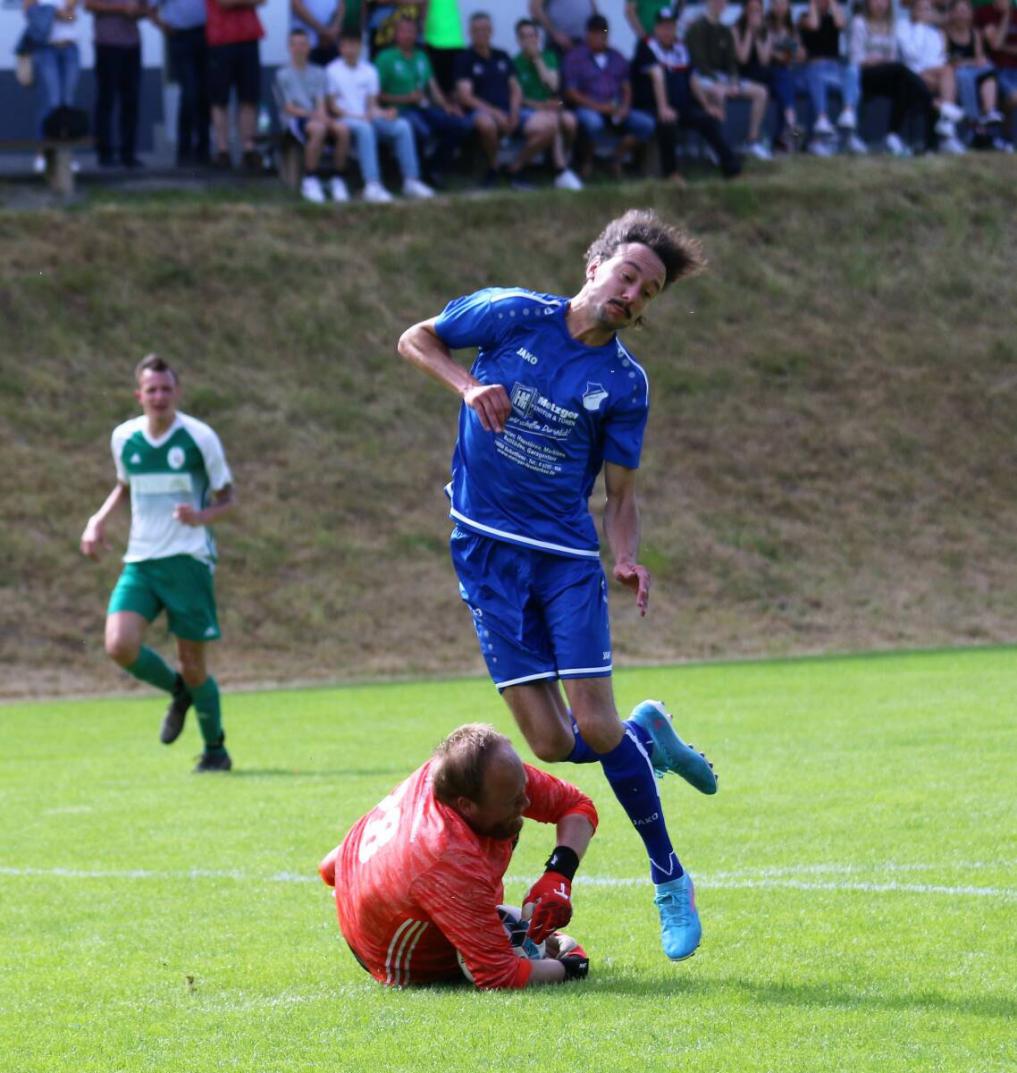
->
[207,40,261,106]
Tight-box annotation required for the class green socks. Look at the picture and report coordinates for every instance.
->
[125,646,177,693]
[190,676,225,753]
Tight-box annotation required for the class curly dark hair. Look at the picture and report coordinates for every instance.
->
[431,724,513,806]
[585,209,706,289]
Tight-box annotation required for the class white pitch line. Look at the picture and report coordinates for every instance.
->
[1,864,1015,901]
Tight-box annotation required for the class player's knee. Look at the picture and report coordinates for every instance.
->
[178,659,206,689]
[105,635,138,667]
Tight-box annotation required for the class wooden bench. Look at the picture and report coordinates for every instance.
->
[0,138,92,195]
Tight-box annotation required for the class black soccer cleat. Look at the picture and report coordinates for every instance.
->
[192,749,232,774]
[160,675,192,745]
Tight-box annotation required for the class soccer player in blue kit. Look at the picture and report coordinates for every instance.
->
[397,209,717,962]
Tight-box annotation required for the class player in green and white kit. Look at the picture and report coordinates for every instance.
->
[80,355,236,773]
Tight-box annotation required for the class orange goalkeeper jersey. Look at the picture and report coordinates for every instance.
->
[320,760,598,990]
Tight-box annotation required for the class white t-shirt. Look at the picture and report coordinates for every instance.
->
[896,18,945,72]
[325,57,379,119]
[112,412,232,565]
[49,4,85,46]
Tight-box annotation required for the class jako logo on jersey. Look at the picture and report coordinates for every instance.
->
[516,346,539,365]
[510,382,538,418]
[167,446,186,470]
[582,383,609,411]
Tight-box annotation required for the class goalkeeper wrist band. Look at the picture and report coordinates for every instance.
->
[560,954,589,981]
[544,845,580,882]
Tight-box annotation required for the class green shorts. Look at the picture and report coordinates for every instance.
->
[108,555,221,642]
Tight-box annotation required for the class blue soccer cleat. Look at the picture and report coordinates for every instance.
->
[628,699,718,795]
[654,873,702,961]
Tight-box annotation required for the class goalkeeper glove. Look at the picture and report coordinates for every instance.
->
[524,845,580,943]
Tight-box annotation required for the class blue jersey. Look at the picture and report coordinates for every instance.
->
[434,287,650,559]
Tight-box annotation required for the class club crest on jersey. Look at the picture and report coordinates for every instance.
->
[510,382,538,418]
[167,446,185,470]
[582,383,609,411]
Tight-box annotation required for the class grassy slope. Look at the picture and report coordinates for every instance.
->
[1,651,1015,1072]
[2,156,1016,694]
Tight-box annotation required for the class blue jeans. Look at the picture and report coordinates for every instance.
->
[805,59,860,118]
[403,105,471,169]
[34,42,80,136]
[575,107,656,142]
[346,115,420,184]
[955,64,995,118]
[167,25,209,160]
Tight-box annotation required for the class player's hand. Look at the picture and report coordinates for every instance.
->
[173,504,204,526]
[79,523,108,560]
[463,383,511,433]
[613,560,651,616]
[523,872,572,942]
[559,951,590,980]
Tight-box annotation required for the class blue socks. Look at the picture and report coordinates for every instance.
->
[570,718,684,885]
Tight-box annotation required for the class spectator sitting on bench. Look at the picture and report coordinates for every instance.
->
[562,13,656,179]
[686,0,772,160]
[631,6,742,180]
[376,14,472,188]
[798,0,861,152]
[23,0,84,175]
[975,0,1017,142]
[513,17,584,189]
[734,0,803,152]
[897,0,966,152]
[765,0,805,152]
[275,27,351,202]
[453,11,557,190]
[326,28,435,202]
[945,0,1004,136]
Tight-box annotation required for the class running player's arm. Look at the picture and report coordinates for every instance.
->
[175,422,237,527]
[80,481,129,559]
[603,461,651,616]
[397,316,511,433]
[175,484,235,527]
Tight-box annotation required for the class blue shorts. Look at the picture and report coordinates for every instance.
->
[450,527,612,692]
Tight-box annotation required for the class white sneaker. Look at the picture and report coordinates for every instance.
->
[846,133,868,155]
[982,109,1004,125]
[329,175,349,203]
[938,101,963,123]
[300,175,325,204]
[745,140,772,161]
[553,167,583,191]
[362,180,393,204]
[808,139,834,157]
[884,132,910,157]
[836,107,857,130]
[402,177,435,199]
[33,153,46,174]
[939,135,967,155]
[813,115,834,136]
[934,116,956,138]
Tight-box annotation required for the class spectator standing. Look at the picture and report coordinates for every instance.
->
[897,0,966,152]
[376,13,471,186]
[23,0,84,173]
[423,0,464,94]
[733,0,803,151]
[945,0,1003,128]
[275,27,351,202]
[976,0,1017,136]
[367,0,425,58]
[625,0,670,42]
[764,0,804,150]
[686,0,772,159]
[798,0,863,153]
[85,0,148,167]
[530,0,598,55]
[153,0,210,164]
[850,0,935,155]
[562,14,656,178]
[205,0,266,171]
[631,6,742,178]
[453,12,557,189]
[513,16,584,189]
[290,0,341,65]
[326,28,434,202]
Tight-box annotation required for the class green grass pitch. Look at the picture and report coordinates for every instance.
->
[2,648,1015,1073]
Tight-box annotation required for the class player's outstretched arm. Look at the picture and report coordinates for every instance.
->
[80,482,128,559]
[397,317,511,432]
[603,462,651,616]
[524,813,594,942]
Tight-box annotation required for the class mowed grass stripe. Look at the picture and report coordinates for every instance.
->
[1,647,1015,1073]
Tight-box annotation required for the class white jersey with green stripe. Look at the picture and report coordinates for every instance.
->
[111,412,232,566]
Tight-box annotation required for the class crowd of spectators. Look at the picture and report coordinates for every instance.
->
[14,0,1017,194]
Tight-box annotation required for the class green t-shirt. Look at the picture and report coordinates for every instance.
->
[632,0,670,35]
[375,46,434,110]
[423,0,464,48]
[513,49,559,103]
